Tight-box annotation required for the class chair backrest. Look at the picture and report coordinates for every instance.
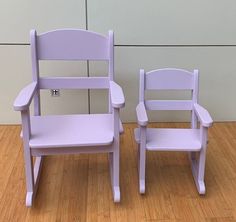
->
[139,68,199,111]
[30,29,114,115]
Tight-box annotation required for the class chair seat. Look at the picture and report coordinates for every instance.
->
[29,114,114,148]
[134,128,202,151]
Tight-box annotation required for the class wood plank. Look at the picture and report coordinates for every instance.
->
[0,126,21,201]
[0,147,28,222]
[86,154,99,222]
[55,154,89,222]
[97,154,111,222]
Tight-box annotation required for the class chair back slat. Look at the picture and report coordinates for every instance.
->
[145,100,193,111]
[35,29,109,60]
[39,77,110,89]
[145,68,194,90]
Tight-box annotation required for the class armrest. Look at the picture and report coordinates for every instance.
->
[193,103,213,127]
[136,102,148,126]
[14,82,37,111]
[109,81,125,108]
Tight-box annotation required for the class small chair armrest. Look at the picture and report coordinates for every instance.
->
[193,103,213,127]
[136,102,148,126]
[14,82,37,111]
[109,81,125,108]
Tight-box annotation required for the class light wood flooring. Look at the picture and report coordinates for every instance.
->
[0,123,236,222]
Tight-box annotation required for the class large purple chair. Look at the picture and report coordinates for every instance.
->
[14,29,125,206]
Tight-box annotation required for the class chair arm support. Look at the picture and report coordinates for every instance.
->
[193,103,213,127]
[136,102,148,126]
[14,82,38,111]
[109,81,125,108]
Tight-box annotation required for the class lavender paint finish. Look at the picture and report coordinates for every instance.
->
[135,68,213,195]
[14,29,125,206]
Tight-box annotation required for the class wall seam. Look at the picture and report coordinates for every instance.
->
[85,0,91,114]
[115,44,236,47]
[1,43,236,47]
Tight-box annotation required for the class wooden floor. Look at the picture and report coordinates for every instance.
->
[0,123,236,222]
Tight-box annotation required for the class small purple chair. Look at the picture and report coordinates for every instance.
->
[134,68,213,195]
[14,29,125,206]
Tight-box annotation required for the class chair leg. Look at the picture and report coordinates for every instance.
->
[188,151,196,161]
[109,148,120,203]
[109,152,113,188]
[23,145,43,207]
[197,148,206,194]
[139,143,146,194]
[190,149,206,195]
[137,144,140,168]
[23,145,34,207]
[33,156,44,196]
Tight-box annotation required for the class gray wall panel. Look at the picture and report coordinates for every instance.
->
[0,0,86,43]
[88,0,236,45]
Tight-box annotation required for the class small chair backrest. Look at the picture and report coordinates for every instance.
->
[139,68,199,111]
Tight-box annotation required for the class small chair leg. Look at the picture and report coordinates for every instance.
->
[137,144,140,168]
[109,152,113,189]
[139,143,146,194]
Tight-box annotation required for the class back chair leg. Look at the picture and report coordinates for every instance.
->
[189,151,196,161]
[33,156,44,196]
[109,152,113,189]
[139,143,146,194]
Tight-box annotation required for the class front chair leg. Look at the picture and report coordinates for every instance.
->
[109,147,120,202]
[23,146,34,207]
[23,145,43,207]
[190,149,206,195]
[139,142,146,194]
[197,148,206,194]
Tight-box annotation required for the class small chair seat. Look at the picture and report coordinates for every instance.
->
[134,128,201,151]
[29,114,114,148]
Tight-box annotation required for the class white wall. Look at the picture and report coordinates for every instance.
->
[1,1,236,123]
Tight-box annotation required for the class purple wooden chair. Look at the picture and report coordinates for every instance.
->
[14,29,125,206]
[134,68,213,195]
